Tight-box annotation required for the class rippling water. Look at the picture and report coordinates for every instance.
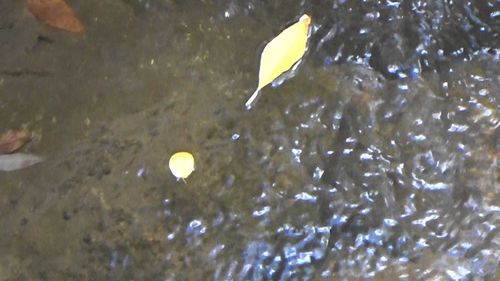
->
[1,0,498,280]
[156,1,499,280]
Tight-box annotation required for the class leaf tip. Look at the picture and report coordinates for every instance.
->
[299,14,311,26]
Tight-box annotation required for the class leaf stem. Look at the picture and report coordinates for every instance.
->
[245,89,260,110]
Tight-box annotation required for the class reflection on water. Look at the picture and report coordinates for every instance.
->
[163,1,498,280]
[310,0,498,79]
[0,0,498,280]
[223,63,498,280]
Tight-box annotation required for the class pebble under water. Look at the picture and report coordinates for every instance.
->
[156,1,499,280]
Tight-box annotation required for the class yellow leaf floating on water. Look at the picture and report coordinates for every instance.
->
[245,14,311,109]
[169,152,195,181]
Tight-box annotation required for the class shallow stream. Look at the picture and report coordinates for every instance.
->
[0,0,498,280]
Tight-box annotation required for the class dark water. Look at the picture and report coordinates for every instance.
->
[0,0,498,280]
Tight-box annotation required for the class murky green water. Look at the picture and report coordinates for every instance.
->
[0,0,498,280]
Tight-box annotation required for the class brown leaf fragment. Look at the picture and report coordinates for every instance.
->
[27,0,85,33]
[0,129,32,154]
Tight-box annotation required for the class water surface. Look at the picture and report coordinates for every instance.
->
[0,0,498,280]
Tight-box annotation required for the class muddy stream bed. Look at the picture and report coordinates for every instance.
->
[0,1,499,280]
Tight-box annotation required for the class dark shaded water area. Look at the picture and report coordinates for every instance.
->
[0,0,498,280]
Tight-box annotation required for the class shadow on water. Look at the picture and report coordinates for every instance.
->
[0,0,498,280]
